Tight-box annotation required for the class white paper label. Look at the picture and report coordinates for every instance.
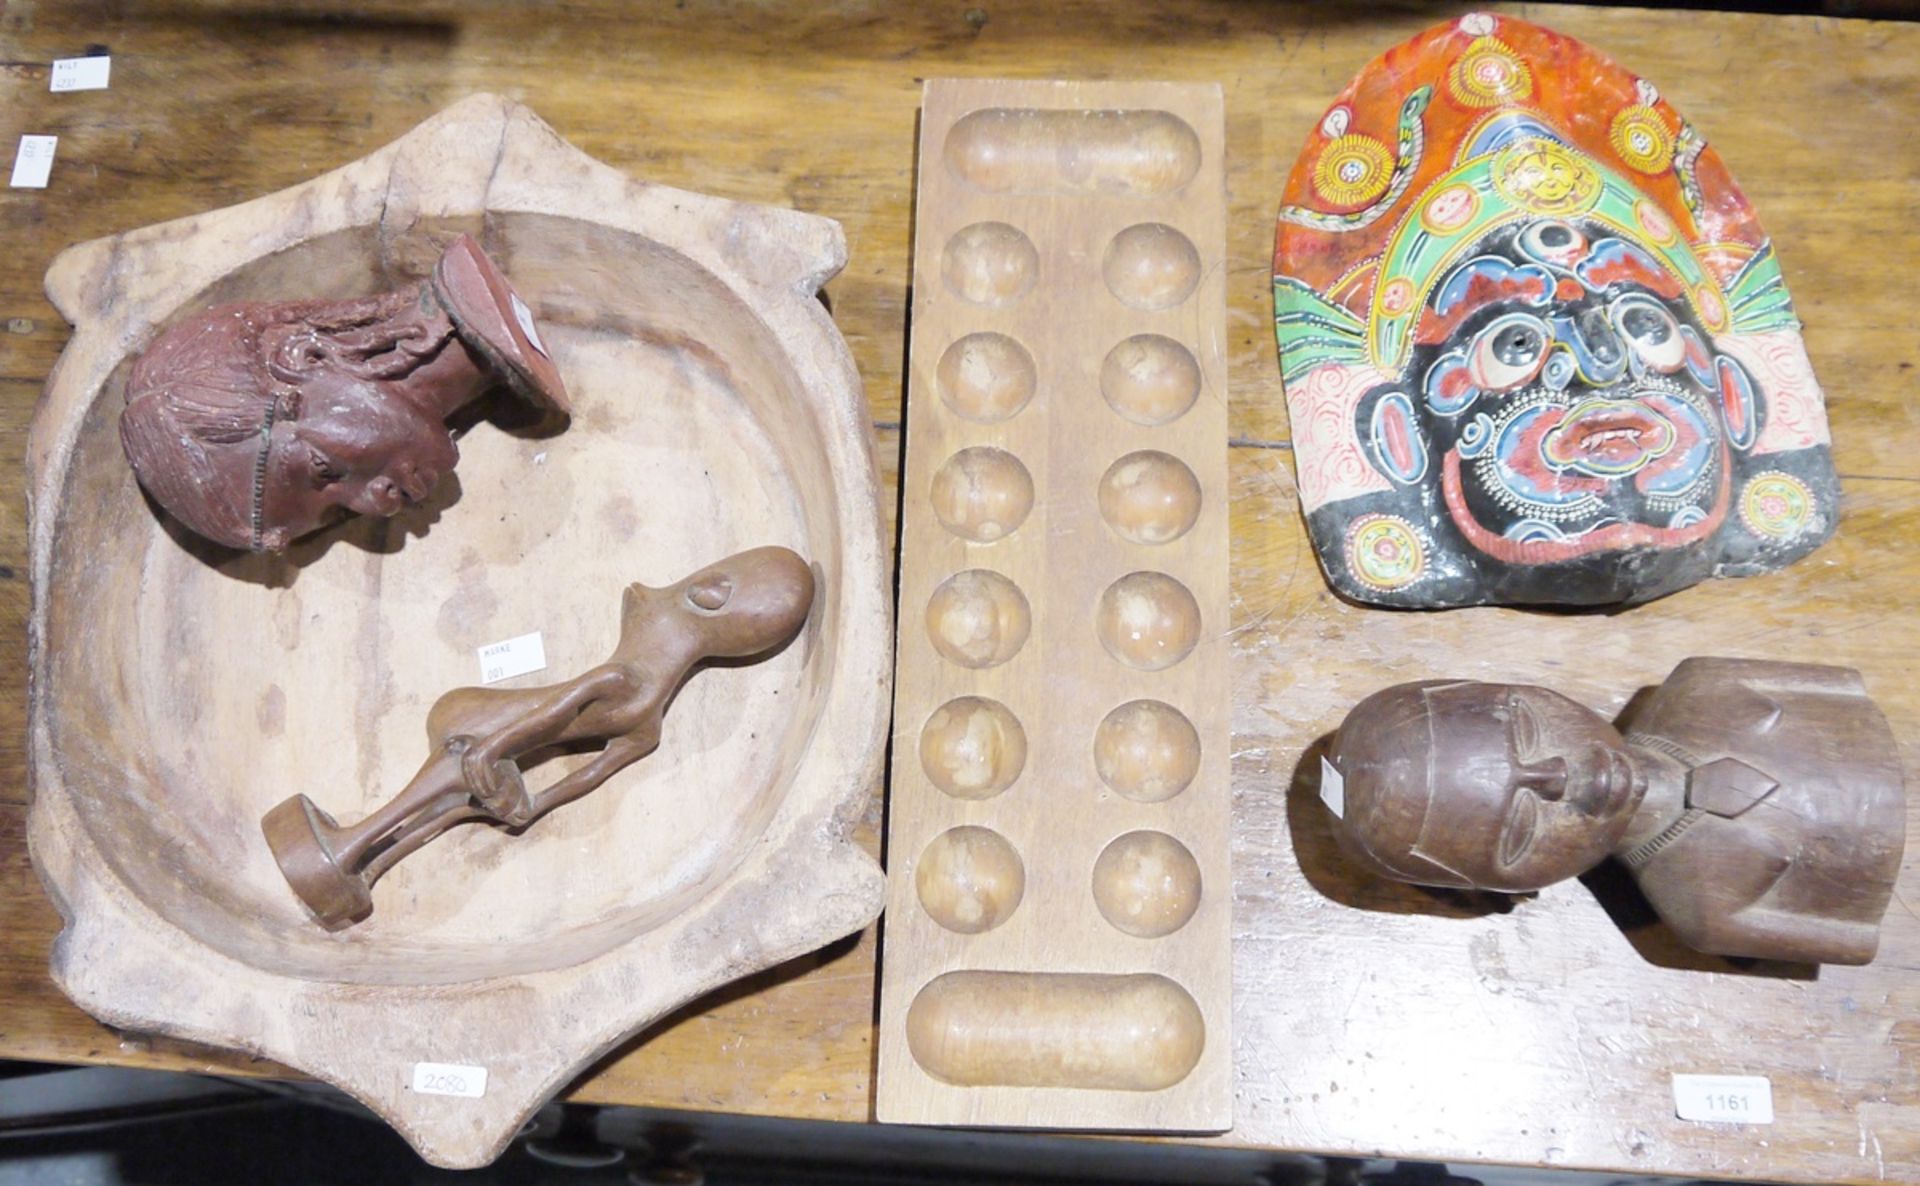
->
[10,136,57,189]
[50,56,111,92]
[411,1061,487,1099]
[1672,1074,1773,1124]
[477,631,546,684]
[1320,755,1345,818]
[509,291,546,356]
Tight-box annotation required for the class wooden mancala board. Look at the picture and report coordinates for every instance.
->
[877,79,1230,1130]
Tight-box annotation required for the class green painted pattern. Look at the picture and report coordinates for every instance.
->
[1273,275,1368,385]
[1725,242,1800,335]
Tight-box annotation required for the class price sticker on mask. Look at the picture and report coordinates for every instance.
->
[1672,1074,1773,1124]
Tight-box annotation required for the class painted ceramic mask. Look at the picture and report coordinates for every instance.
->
[1273,14,1837,607]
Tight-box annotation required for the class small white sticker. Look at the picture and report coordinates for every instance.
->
[477,632,546,684]
[50,56,111,92]
[411,1061,487,1099]
[1320,755,1345,818]
[509,291,547,357]
[1673,1074,1773,1124]
[10,136,57,189]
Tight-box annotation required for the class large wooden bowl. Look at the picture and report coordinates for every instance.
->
[25,95,889,1168]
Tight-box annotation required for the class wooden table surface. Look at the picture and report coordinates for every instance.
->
[2,2,1916,1181]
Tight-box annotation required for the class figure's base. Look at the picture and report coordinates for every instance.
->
[262,795,371,931]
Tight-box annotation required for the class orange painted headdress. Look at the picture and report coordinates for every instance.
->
[1275,11,1773,346]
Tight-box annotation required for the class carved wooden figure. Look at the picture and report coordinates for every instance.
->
[263,546,815,929]
[1323,658,1906,965]
[121,233,569,552]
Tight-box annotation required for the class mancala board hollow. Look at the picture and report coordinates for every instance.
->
[877,79,1230,1131]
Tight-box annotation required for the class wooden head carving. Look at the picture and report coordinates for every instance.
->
[1324,659,1906,964]
[616,545,819,660]
[1330,680,1645,892]
[262,545,815,930]
[120,234,569,552]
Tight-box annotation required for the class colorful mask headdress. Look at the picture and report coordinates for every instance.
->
[1273,13,1837,608]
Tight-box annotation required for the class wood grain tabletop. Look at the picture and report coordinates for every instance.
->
[0,2,1915,1180]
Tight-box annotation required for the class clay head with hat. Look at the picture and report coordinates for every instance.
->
[120,233,570,553]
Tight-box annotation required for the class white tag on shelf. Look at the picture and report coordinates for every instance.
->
[50,56,111,92]
[477,631,546,684]
[509,291,547,356]
[10,136,57,189]
[411,1061,487,1099]
[1672,1074,1773,1124]
[1320,755,1345,818]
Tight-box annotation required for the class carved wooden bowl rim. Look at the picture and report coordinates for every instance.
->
[24,94,888,1169]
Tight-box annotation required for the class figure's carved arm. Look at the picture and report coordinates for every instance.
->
[452,665,641,824]
[527,732,661,818]
[466,664,640,769]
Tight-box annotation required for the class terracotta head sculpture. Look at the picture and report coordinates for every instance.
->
[1274,14,1837,607]
[1323,660,1905,964]
[120,234,569,552]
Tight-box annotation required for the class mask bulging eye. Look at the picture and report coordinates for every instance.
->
[1518,219,1588,268]
[1468,312,1551,391]
[1612,295,1686,373]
